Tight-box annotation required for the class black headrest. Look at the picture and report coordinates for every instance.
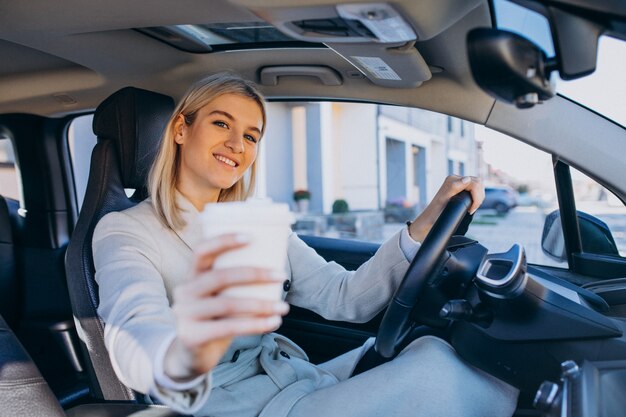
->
[92,87,175,189]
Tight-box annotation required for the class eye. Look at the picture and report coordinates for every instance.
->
[244,134,258,144]
[213,120,228,129]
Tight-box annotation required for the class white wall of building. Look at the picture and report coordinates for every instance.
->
[259,103,294,206]
[319,103,335,214]
[261,102,479,215]
[291,106,307,191]
[333,103,379,210]
[378,114,448,207]
[430,141,448,198]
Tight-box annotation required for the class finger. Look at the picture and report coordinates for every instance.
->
[446,176,483,214]
[174,297,290,320]
[193,233,251,273]
[181,316,283,346]
[175,267,287,299]
[464,177,485,214]
[446,175,467,195]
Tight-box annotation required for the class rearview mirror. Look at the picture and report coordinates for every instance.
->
[467,28,556,109]
[541,210,619,262]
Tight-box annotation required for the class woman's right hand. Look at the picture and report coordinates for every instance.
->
[163,233,290,381]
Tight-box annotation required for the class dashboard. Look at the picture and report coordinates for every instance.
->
[443,243,626,405]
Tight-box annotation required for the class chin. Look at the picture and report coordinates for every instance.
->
[213,178,241,192]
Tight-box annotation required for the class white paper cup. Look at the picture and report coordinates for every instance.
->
[199,200,294,300]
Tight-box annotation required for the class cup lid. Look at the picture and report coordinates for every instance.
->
[201,200,295,225]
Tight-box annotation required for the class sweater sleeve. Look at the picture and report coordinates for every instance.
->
[93,211,211,414]
[285,228,419,323]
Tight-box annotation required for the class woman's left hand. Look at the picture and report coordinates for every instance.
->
[408,175,484,242]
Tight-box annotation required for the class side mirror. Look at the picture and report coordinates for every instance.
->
[467,28,556,109]
[541,210,619,262]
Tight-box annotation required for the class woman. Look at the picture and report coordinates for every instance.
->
[93,73,517,417]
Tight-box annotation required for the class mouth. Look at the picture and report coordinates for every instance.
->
[213,153,239,168]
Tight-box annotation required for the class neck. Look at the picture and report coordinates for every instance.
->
[176,185,220,212]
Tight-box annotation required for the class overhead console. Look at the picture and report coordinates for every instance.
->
[232,1,483,88]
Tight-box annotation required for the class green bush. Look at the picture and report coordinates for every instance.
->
[332,199,349,214]
[293,189,311,201]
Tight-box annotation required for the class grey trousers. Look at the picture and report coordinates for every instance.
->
[198,336,518,417]
[288,336,519,417]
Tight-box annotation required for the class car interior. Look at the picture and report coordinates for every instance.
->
[1,0,625,416]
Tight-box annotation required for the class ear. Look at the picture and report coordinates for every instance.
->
[173,114,186,144]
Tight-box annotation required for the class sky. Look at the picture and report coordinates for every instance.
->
[476,1,625,184]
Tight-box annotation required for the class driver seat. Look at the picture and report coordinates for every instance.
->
[65,87,174,400]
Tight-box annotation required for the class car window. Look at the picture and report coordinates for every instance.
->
[258,102,470,241]
[495,0,625,127]
[468,127,564,267]
[258,101,565,267]
[570,166,626,258]
[494,0,555,57]
[0,136,21,201]
[64,101,567,269]
[67,115,98,209]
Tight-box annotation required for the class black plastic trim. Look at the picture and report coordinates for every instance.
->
[572,252,626,279]
[553,158,626,278]
[553,158,579,268]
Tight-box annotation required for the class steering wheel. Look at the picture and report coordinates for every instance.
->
[375,191,472,359]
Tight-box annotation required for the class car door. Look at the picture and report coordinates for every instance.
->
[259,100,493,364]
[266,98,626,366]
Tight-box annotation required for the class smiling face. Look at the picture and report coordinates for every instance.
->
[174,93,264,207]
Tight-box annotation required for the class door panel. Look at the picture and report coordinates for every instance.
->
[279,235,383,363]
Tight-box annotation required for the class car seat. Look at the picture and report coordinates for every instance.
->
[65,87,174,400]
[0,195,18,329]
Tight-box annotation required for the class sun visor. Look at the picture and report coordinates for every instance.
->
[325,41,430,88]
[240,2,431,88]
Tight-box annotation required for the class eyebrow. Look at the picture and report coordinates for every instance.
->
[208,110,262,135]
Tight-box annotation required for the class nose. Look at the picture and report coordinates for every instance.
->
[224,130,244,153]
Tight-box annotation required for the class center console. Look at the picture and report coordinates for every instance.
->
[534,359,626,417]
[448,244,626,394]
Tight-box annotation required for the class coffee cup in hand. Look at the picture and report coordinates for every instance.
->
[199,200,294,301]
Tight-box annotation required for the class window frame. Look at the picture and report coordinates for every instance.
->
[553,159,626,278]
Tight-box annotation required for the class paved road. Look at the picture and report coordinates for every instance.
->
[467,207,565,267]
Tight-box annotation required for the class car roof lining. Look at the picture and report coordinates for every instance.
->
[0,0,496,123]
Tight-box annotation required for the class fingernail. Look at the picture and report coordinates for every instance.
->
[461,176,471,184]
[274,302,289,314]
[267,316,281,327]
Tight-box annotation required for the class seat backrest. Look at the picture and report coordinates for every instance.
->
[0,314,65,417]
[0,195,18,329]
[65,87,174,400]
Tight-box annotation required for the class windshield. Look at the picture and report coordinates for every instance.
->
[494,0,626,127]
[557,37,626,127]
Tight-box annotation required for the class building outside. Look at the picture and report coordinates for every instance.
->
[256,102,478,224]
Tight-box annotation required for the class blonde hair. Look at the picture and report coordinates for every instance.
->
[148,72,266,230]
